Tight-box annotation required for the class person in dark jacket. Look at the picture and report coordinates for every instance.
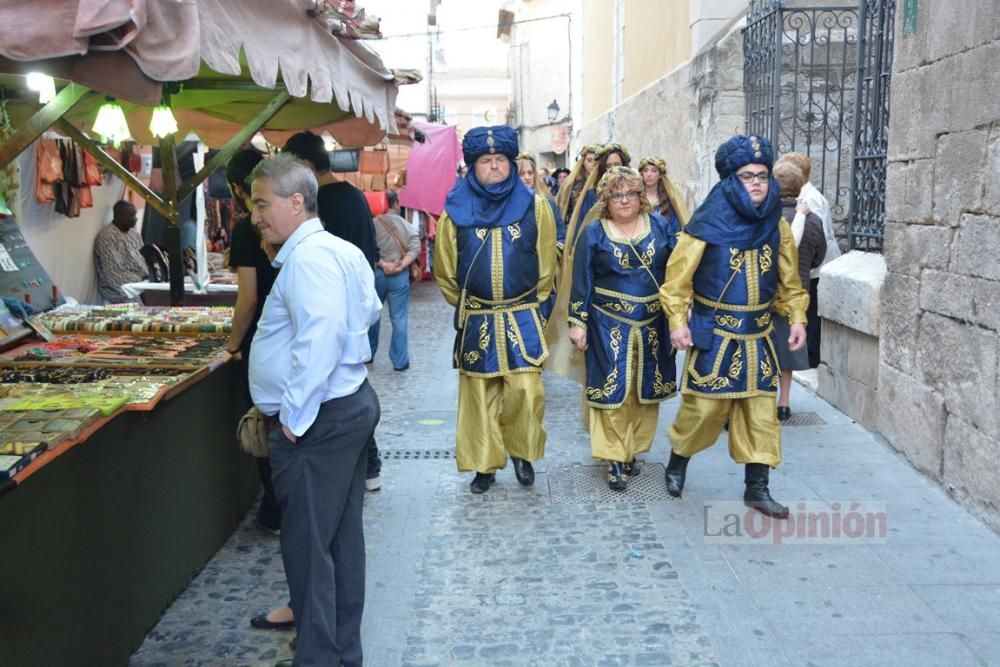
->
[770,161,826,421]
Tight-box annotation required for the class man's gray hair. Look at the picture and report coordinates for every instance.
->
[248,154,319,213]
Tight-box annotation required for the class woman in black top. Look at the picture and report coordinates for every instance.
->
[223,148,281,532]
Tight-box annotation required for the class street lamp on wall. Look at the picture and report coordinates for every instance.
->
[547,99,560,123]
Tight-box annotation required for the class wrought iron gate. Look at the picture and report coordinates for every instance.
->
[744,0,896,252]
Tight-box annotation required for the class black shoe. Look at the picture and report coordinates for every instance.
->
[664,451,689,498]
[250,613,295,631]
[607,462,627,491]
[470,472,496,494]
[777,406,791,421]
[743,463,789,518]
[511,457,535,487]
[623,459,641,478]
[394,363,410,371]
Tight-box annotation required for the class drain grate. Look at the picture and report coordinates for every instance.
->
[781,411,827,427]
[547,463,676,504]
[382,449,454,460]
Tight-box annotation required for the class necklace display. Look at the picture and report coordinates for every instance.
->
[609,216,643,239]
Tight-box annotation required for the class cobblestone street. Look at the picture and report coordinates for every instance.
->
[131,282,1000,667]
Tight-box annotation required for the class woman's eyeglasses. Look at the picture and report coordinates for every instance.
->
[609,191,641,203]
[736,171,770,184]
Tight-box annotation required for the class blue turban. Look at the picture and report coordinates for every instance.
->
[445,125,534,229]
[714,134,774,179]
[462,125,519,165]
[684,134,781,249]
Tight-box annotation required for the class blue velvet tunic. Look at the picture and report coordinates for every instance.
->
[684,223,784,398]
[569,212,681,407]
[452,199,554,376]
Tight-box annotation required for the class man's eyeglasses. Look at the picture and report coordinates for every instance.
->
[610,191,642,203]
[736,171,770,184]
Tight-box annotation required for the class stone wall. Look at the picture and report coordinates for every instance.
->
[575,17,746,209]
[879,0,1000,531]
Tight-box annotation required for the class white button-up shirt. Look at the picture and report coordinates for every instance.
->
[250,218,381,436]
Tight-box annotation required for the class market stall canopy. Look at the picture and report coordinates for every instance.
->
[0,0,399,146]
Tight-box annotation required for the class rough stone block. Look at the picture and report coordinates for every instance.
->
[879,272,921,375]
[932,130,987,224]
[943,415,1000,534]
[877,362,946,479]
[986,126,1000,216]
[919,269,976,321]
[971,277,1000,332]
[951,214,1000,281]
[887,69,939,160]
[883,221,952,277]
[818,251,886,335]
[895,0,1000,72]
[817,362,879,431]
[885,159,935,224]
[820,320,879,389]
[916,312,999,436]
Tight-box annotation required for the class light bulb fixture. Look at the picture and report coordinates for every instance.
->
[322,132,336,153]
[149,104,178,138]
[26,72,56,104]
[92,98,131,147]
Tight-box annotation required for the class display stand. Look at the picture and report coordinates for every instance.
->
[0,362,257,666]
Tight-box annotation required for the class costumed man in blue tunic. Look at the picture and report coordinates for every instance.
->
[659,135,809,518]
[434,126,559,494]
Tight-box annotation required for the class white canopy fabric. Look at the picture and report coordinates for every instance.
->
[0,0,398,142]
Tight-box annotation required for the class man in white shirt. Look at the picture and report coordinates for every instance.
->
[247,154,381,667]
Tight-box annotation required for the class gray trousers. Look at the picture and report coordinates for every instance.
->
[269,381,380,667]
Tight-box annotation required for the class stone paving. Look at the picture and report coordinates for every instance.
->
[131,281,1000,667]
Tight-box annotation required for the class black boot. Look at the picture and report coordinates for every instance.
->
[743,463,789,518]
[663,452,689,498]
[607,462,627,491]
[511,457,535,487]
[623,458,641,478]
[470,472,496,494]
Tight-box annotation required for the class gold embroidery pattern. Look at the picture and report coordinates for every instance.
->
[490,229,504,301]
[478,319,491,351]
[692,375,731,390]
[761,356,773,379]
[755,312,772,328]
[586,327,623,400]
[639,237,655,267]
[759,245,773,274]
[507,323,520,351]
[570,301,589,321]
[730,248,744,271]
[647,301,662,314]
[613,243,631,269]
[715,314,743,329]
[746,249,761,305]
[475,228,488,240]
[607,300,637,315]
[464,351,481,364]
[728,345,744,380]
[507,222,522,240]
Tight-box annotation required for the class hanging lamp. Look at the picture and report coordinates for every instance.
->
[92,97,131,147]
[149,104,178,138]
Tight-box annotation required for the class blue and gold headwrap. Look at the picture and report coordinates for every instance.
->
[714,134,773,178]
[446,125,534,229]
[462,125,519,165]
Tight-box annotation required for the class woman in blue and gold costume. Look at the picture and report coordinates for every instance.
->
[659,134,809,517]
[555,143,598,225]
[566,143,632,250]
[567,166,680,490]
[517,152,567,256]
[639,156,691,226]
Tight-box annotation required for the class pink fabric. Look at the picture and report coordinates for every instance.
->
[399,122,461,216]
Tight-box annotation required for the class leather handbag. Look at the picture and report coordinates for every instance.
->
[237,406,273,457]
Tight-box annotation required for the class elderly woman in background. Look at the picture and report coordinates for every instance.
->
[567,166,680,490]
[517,152,567,256]
[770,161,826,421]
[639,156,692,229]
